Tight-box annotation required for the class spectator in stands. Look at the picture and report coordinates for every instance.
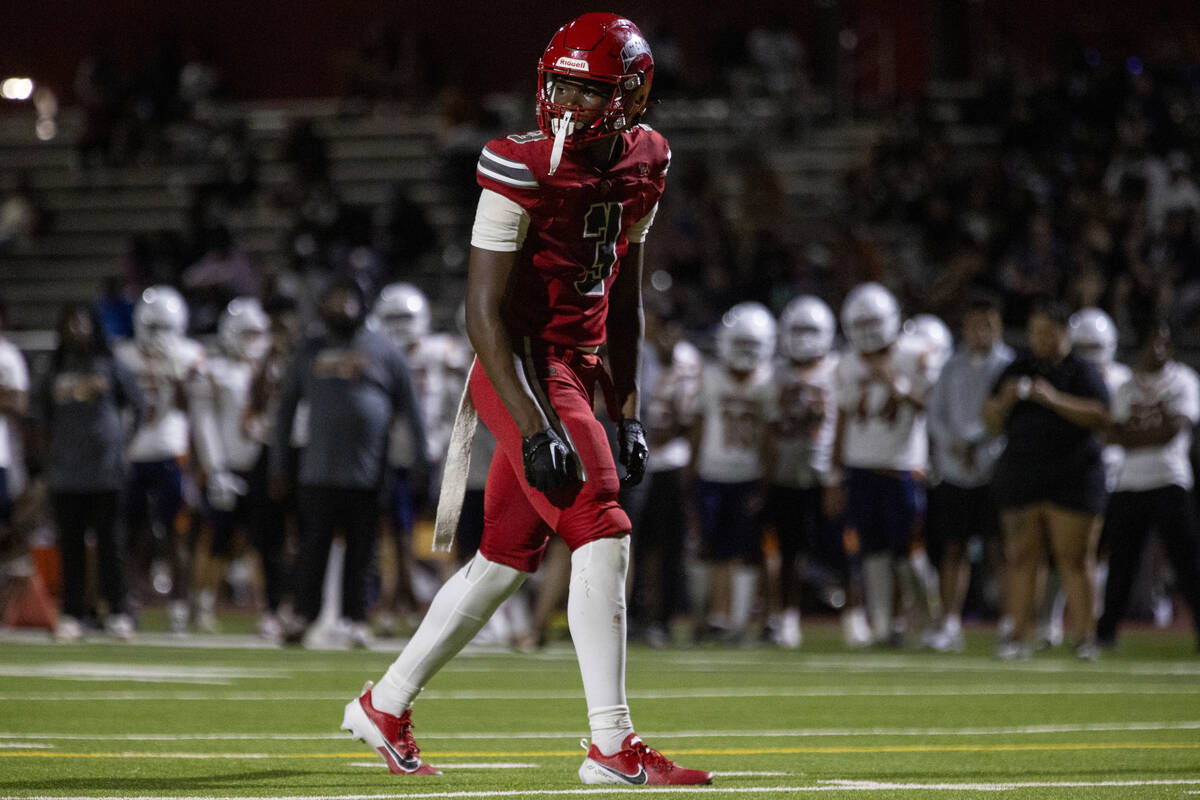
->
[984,298,1110,661]
[181,225,259,334]
[376,184,438,278]
[926,293,1013,652]
[34,304,143,642]
[0,300,29,545]
[95,277,135,342]
[1098,318,1200,652]
[1150,152,1200,233]
[998,213,1067,325]
[0,173,48,253]
[124,230,189,292]
[73,40,124,167]
[337,22,439,114]
[271,279,428,646]
[189,118,259,236]
[280,118,330,186]
[330,207,387,302]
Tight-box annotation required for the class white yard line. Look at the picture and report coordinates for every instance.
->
[648,652,1200,676]
[0,684,1196,702]
[8,779,1200,799]
[4,719,1200,742]
[348,762,538,769]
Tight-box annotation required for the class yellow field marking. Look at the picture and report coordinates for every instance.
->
[2,742,1200,759]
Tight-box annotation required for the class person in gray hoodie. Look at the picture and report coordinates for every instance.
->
[272,279,428,645]
[34,303,143,641]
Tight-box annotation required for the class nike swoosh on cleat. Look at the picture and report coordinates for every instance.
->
[593,761,648,785]
[379,738,422,772]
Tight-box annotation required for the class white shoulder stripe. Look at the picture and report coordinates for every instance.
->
[477,164,539,189]
[481,148,534,173]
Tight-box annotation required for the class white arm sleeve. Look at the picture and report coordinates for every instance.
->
[470,189,530,252]
[627,203,658,244]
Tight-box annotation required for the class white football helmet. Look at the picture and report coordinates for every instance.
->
[780,295,835,362]
[903,313,953,372]
[1068,307,1117,365]
[717,301,776,372]
[218,297,270,362]
[373,282,430,349]
[840,282,900,354]
[134,285,188,353]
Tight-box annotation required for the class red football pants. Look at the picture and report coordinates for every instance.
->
[470,347,631,573]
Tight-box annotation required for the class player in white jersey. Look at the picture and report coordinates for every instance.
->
[1032,308,1132,648]
[115,285,235,633]
[901,312,954,645]
[371,283,470,631]
[1070,308,1131,491]
[1098,319,1200,651]
[190,298,270,632]
[626,299,701,647]
[831,283,938,646]
[688,302,777,643]
[763,296,839,648]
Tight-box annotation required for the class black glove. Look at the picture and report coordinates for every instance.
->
[521,428,573,492]
[617,418,649,487]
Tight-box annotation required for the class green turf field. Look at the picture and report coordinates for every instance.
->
[1,625,1198,799]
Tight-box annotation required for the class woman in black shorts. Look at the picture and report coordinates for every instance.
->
[983,298,1110,660]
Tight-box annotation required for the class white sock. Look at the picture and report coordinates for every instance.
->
[730,564,759,633]
[943,613,962,636]
[197,588,216,614]
[1093,561,1108,617]
[863,554,894,642]
[569,537,634,756]
[373,553,527,715]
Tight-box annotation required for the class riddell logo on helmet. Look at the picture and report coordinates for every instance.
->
[555,57,590,71]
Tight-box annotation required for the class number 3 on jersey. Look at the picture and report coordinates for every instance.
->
[576,201,623,297]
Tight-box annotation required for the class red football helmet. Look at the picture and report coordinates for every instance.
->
[536,12,655,148]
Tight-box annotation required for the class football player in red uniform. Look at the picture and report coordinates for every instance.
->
[340,13,712,786]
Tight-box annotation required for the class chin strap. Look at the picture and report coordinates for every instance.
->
[548,110,573,176]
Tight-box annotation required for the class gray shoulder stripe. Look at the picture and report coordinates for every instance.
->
[479,150,537,184]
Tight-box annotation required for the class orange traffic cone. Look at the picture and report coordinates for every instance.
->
[2,570,58,630]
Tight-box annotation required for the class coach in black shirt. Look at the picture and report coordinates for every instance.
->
[983,298,1110,660]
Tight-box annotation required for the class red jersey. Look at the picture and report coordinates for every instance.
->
[475,125,670,348]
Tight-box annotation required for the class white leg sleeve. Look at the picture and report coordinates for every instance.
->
[730,564,760,633]
[863,554,894,643]
[372,552,528,715]
[569,536,634,756]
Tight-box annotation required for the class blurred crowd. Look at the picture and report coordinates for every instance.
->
[838,43,1200,337]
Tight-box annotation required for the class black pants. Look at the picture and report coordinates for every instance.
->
[629,468,689,628]
[52,490,127,619]
[250,448,296,613]
[764,484,831,608]
[294,485,379,623]
[1097,485,1200,642]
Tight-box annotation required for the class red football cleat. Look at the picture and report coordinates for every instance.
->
[578,733,713,785]
[341,681,441,775]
